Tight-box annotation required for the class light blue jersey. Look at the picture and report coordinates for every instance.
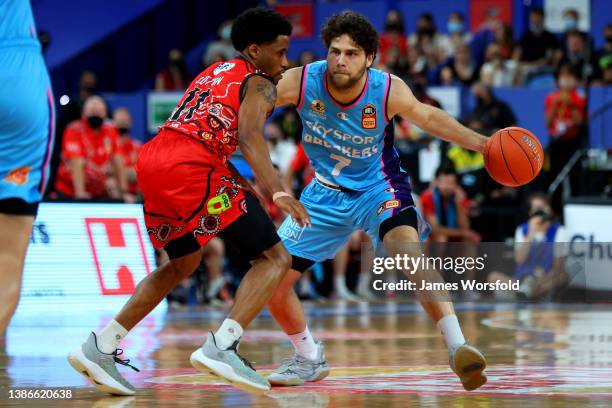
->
[0,0,55,204]
[295,60,406,191]
[278,61,429,263]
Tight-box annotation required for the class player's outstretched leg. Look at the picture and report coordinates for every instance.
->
[68,249,202,395]
[382,224,487,391]
[267,269,330,386]
[190,241,292,392]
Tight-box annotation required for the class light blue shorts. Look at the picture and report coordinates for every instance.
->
[0,46,55,203]
[278,178,430,262]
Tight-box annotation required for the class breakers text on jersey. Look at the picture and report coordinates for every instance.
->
[303,119,379,159]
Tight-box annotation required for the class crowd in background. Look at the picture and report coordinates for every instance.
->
[45,6,607,305]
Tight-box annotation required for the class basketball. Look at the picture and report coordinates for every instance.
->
[483,127,544,187]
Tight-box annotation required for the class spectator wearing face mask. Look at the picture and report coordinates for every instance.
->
[203,20,235,68]
[545,64,586,209]
[515,8,558,75]
[155,49,191,91]
[112,107,141,196]
[558,9,591,54]
[409,13,447,69]
[437,12,472,59]
[379,10,408,66]
[54,96,129,201]
[480,43,521,87]
[556,31,599,83]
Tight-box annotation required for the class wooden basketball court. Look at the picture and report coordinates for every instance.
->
[2,301,612,407]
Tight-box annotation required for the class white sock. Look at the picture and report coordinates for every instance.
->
[289,326,318,360]
[96,320,128,354]
[335,276,349,294]
[357,274,370,294]
[437,314,466,349]
[215,318,243,350]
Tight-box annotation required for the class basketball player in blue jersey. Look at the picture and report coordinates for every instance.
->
[0,0,55,335]
[266,12,488,391]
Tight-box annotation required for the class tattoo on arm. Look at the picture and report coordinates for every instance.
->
[255,80,277,104]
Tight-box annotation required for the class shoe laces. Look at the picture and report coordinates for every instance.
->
[112,349,140,372]
[227,341,256,371]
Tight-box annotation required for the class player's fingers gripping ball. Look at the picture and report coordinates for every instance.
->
[483,126,544,187]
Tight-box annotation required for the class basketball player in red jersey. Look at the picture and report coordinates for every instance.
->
[68,8,309,394]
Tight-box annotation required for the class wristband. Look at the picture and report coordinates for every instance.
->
[272,192,292,202]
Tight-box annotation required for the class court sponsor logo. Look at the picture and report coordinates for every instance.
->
[143,365,612,397]
[85,218,152,295]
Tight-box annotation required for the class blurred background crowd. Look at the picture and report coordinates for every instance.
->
[33,0,612,305]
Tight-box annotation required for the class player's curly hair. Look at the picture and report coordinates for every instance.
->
[320,11,379,57]
[231,7,293,52]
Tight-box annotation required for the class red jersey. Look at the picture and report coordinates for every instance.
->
[160,58,264,163]
[544,89,586,140]
[55,119,120,197]
[118,136,141,168]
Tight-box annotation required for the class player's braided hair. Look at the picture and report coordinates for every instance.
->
[320,11,379,57]
[231,7,293,52]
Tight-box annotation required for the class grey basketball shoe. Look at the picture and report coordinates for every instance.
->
[268,341,330,386]
[190,332,270,392]
[67,332,138,395]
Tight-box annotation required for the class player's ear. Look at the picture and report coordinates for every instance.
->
[366,53,375,68]
[245,44,260,60]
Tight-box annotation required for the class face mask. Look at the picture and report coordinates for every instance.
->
[220,26,231,41]
[87,115,103,129]
[559,76,576,90]
[118,127,130,135]
[418,27,435,36]
[564,18,577,31]
[530,23,543,34]
[447,21,463,34]
[385,22,403,32]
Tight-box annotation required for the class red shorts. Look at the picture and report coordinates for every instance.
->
[136,129,246,250]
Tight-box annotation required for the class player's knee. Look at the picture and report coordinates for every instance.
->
[169,250,201,279]
[273,246,292,274]
[0,279,22,308]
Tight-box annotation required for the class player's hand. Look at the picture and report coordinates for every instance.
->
[275,196,311,228]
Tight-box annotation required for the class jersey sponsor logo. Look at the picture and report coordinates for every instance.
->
[213,62,235,76]
[3,166,30,185]
[337,112,348,121]
[377,199,400,215]
[207,193,232,215]
[85,218,152,295]
[279,218,305,243]
[362,103,377,129]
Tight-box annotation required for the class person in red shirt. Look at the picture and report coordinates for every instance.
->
[420,164,480,243]
[67,8,309,395]
[54,96,130,201]
[545,64,586,209]
[378,10,408,66]
[112,107,141,196]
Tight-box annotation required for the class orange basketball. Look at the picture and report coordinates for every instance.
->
[483,127,544,187]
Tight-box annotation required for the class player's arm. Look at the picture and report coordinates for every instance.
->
[387,75,488,153]
[275,67,303,108]
[238,75,311,227]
